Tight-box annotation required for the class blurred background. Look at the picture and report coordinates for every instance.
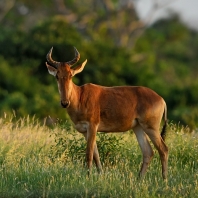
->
[0,0,198,130]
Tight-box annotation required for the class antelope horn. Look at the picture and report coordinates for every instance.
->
[46,47,60,68]
[66,47,80,66]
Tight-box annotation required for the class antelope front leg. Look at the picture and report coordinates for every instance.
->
[85,124,98,174]
[82,132,102,173]
[93,143,102,173]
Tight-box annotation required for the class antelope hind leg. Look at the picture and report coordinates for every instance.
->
[133,125,154,178]
[141,126,169,180]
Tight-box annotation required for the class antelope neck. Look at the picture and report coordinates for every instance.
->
[67,82,81,111]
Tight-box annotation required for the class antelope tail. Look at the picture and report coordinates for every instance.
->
[161,102,167,142]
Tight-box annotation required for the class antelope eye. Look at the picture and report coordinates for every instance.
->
[56,75,59,80]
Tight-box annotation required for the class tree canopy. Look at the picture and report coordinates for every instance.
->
[0,0,198,129]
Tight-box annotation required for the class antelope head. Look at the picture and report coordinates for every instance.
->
[45,47,87,108]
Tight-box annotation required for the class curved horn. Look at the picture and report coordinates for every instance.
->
[66,47,80,66]
[46,47,60,68]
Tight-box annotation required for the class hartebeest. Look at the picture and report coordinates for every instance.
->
[45,47,168,179]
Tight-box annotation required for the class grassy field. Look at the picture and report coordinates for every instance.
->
[0,115,197,198]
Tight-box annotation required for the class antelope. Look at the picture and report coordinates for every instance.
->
[45,47,168,180]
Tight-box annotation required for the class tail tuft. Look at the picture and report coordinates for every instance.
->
[161,120,167,141]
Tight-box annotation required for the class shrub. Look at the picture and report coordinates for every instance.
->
[48,121,124,166]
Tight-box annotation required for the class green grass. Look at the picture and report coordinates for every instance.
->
[0,116,197,197]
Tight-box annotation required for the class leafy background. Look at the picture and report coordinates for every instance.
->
[0,0,198,129]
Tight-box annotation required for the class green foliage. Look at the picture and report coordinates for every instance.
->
[48,121,86,163]
[97,133,124,166]
[0,3,198,128]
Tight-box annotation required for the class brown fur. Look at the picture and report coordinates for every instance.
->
[46,48,168,179]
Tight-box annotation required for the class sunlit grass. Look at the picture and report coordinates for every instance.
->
[0,115,197,197]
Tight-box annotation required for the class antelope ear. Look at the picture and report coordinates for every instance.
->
[71,59,87,76]
[46,62,57,76]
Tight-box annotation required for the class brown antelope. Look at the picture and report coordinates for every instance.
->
[45,47,168,179]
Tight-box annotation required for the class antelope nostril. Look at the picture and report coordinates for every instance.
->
[61,100,70,108]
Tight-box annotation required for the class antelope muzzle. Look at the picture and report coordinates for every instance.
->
[61,100,70,108]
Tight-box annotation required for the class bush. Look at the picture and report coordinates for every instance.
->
[48,121,124,166]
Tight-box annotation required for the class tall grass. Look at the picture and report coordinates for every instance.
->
[0,115,197,197]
